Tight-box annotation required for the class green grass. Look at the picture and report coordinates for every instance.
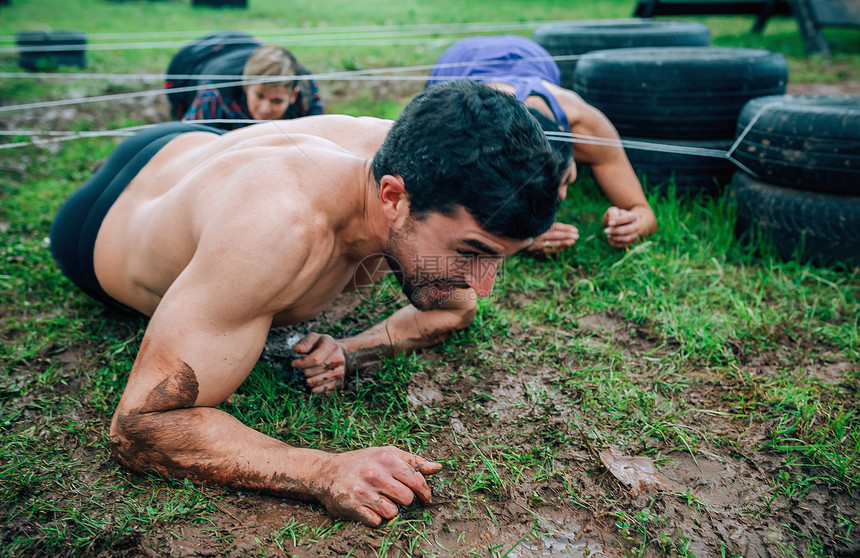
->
[2,0,860,556]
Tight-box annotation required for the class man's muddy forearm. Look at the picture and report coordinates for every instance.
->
[342,303,474,370]
[110,405,330,501]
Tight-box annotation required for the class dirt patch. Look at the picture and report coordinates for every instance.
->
[325,77,423,109]
[787,79,860,96]
[0,76,421,140]
[385,317,859,558]
[3,302,858,557]
[1,90,171,137]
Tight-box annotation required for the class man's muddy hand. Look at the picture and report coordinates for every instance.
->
[318,446,443,527]
[528,221,579,254]
[292,333,347,393]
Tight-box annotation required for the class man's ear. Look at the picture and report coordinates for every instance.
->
[291,86,300,104]
[379,174,409,225]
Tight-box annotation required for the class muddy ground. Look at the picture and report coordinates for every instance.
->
[2,80,859,557]
[253,293,859,558]
[5,288,857,557]
[5,292,853,558]
[786,79,860,96]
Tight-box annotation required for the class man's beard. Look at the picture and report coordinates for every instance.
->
[384,226,449,311]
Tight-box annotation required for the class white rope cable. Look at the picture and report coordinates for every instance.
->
[0,75,395,113]
[0,124,150,150]
[0,80,246,113]
[544,125,765,178]
[0,54,582,82]
[0,55,583,114]
[0,20,568,46]
[1,20,574,54]
[544,131,727,157]
[1,38,490,54]
[0,20,575,44]
[0,127,763,181]
[726,100,779,159]
[0,129,140,136]
[545,131,727,157]
[0,120,753,163]
[181,118,265,126]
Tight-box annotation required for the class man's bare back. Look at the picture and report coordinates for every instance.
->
[49,81,563,526]
[93,117,391,318]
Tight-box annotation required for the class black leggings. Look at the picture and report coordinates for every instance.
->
[50,122,224,312]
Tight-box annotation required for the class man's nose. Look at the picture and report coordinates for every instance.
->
[465,260,500,298]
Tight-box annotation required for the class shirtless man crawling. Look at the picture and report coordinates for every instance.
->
[49,80,563,526]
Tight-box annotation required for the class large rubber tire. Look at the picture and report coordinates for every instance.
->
[625,138,735,196]
[532,19,711,89]
[573,47,788,140]
[733,95,860,197]
[731,171,860,266]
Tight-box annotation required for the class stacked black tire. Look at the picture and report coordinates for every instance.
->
[730,95,860,265]
[534,21,859,265]
[572,47,788,195]
[16,30,86,70]
[533,19,711,89]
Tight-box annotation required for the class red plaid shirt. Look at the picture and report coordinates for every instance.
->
[182,85,324,130]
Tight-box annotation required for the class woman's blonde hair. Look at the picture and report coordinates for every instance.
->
[243,45,312,112]
[243,45,299,90]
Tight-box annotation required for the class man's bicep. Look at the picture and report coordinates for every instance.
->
[568,104,649,209]
[123,312,272,415]
[120,259,278,412]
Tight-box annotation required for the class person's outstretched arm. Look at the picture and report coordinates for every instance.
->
[292,294,477,393]
[552,85,657,248]
[109,208,439,527]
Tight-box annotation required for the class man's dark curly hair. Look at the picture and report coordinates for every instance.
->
[371,79,562,240]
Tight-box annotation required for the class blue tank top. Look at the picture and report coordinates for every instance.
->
[427,35,570,132]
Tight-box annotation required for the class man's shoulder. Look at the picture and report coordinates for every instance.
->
[282,114,392,140]
[195,182,332,283]
[196,145,352,235]
[221,115,391,149]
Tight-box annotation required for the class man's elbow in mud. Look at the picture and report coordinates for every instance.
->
[108,405,195,477]
[109,406,165,474]
[108,396,213,481]
[109,358,208,475]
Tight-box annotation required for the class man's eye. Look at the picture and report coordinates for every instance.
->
[456,250,479,257]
